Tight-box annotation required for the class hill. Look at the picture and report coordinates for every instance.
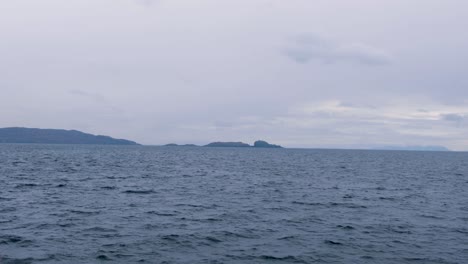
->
[204,142,251,148]
[0,127,139,145]
[253,140,282,148]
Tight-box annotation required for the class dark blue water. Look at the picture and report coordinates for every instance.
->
[0,145,467,263]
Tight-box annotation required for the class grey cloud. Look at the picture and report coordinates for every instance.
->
[284,34,392,66]
[440,113,466,122]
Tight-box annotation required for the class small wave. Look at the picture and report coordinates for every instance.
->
[324,240,343,245]
[96,255,112,261]
[161,234,180,241]
[34,223,58,229]
[0,207,17,213]
[180,216,223,223]
[418,214,444,220]
[15,183,39,188]
[0,235,23,244]
[259,255,306,263]
[336,225,355,230]
[386,226,412,234]
[205,236,222,243]
[114,253,136,259]
[58,167,78,173]
[68,209,100,215]
[291,201,367,209]
[216,231,256,239]
[329,202,367,209]
[146,211,177,216]
[403,257,428,262]
[102,243,127,248]
[58,223,75,228]
[83,227,117,233]
[291,201,323,206]
[266,206,292,212]
[278,235,298,240]
[175,203,216,209]
[0,257,35,264]
[77,177,92,181]
[204,218,222,222]
[101,186,117,190]
[123,189,155,194]
[0,235,33,246]
[453,228,468,234]
[379,197,397,201]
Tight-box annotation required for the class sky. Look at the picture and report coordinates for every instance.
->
[1,0,468,149]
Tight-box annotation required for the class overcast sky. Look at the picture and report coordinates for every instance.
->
[1,0,468,149]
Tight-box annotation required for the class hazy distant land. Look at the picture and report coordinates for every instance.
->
[0,127,451,151]
[373,145,450,151]
[0,127,139,145]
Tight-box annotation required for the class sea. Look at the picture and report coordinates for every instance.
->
[0,144,467,263]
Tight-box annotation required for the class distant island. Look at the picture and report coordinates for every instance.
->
[252,140,282,148]
[0,127,139,145]
[205,142,251,148]
[164,140,283,148]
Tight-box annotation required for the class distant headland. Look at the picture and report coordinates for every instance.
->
[164,140,283,148]
[0,127,139,145]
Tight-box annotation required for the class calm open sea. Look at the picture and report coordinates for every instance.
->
[0,144,467,263]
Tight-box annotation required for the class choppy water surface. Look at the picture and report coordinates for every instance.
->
[0,145,467,263]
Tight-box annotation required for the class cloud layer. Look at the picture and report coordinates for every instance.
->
[1,0,468,150]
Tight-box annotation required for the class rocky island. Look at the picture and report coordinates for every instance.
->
[0,127,140,145]
[204,142,251,148]
[253,140,282,148]
[203,140,283,148]
[162,140,283,148]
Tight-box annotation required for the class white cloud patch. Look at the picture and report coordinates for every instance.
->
[284,34,393,66]
[197,99,467,150]
[275,99,468,149]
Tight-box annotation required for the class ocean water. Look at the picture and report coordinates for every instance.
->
[0,144,467,264]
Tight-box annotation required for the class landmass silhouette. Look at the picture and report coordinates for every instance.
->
[0,127,450,151]
[0,127,139,145]
[165,140,283,148]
